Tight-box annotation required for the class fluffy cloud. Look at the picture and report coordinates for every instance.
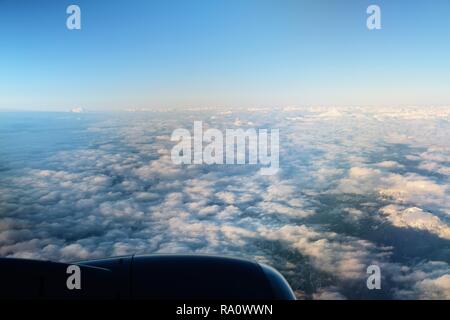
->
[336,167,448,208]
[259,225,391,280]
[375,161,404,169]
[1,107,450,299]
[313,287,347,300]
[393,261,450,299]
[379,205,450,240]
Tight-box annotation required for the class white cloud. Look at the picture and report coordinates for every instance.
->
[379,205,450,240]
[375,161,404,169]
[313,287,347,300]
[393,261,450,299]
[2,106,450,299]
[259,225,390,280]
[418,161,450,176]
[70,107,84,113]
[336,167,449,208]
[216,191,236,205]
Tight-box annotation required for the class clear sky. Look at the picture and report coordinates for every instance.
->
[1,0,450,111]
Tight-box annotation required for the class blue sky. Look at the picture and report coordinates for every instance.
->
[1,0,450,111]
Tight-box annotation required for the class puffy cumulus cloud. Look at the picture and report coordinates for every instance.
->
[160,218,259,253]
[311,167,345,186]
[375,161,404,169]
[393,261,450,299]
[2,107,450,299]
[257,202,312,218]
[312,287,347,300]
[264,181,297,202]
[134,192,160,202]
[216,191,236,205]
[418,147,450,163]
[380,173,448,207]
[251,185,315,219]
[132,155,183,180]
[414,275,450,299]
[341,208,368,222]
[258,225,391,280]
[60,243,91,260]
[418,161,450,176]
[336,167,449,208]
[379,205,450,240]
[336,167,384,195]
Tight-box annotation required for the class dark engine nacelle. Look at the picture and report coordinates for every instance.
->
[0,255,296,300]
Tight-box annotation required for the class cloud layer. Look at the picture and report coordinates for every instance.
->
[1,106,450,299]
